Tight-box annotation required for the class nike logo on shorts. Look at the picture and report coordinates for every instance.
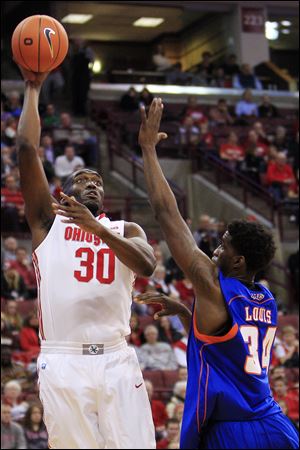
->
[135,382,143,388]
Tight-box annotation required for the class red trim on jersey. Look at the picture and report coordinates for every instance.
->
[193,312,238,344]
[32,252,46,340]
[196,343,209,432]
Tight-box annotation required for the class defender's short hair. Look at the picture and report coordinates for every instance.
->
[228,220,276,273]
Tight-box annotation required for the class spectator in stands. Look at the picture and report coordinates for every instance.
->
[11,247,37,298]
[156,419,180,449]
[288,132,299,177]
[272,377,299,423]
[2,262,28,301]
[199,121,215,151]
[3,380,29,422]
[40,135,56,165]
[54,145,85,181]
[2,300,23,334]
[120,87,139,112]
[1,174,24,232]
[152,45,173,72]
[179,116,201,147]
[144,379,168,440]
[235,89,258,118]
[210,67,229,88]
[128,313,144,347]
[253,121,270,146]
[41,103,60,129]
[175,276,194,306]
[139,88,154,108]
[166,381,187,419]
[3,237,18,262]
[37,146,55,184]
[41,68,65,106]
[3,116,17,147]
[221,54,240,78]
[270,126,290,154]
[258,95,279,118]
[178,366,188,382]
[6,91,22,119]
[2,146,16,181]
[70,38,94,116]
[233,64,262,90]
[241,130,269,184]
[157,316,183,345]
[219,131,245,170]
[181,96,207,127]
[193,214,218,258]
[279,326,299,368]
[23,404,48,449]
[266,152,296,201]
[173,335,188,368]
[149,265,179,298]
[138,324,178,370]
[209,99,234,126]
[196,51,215,85]
[19,313,40,362]
[167,62,191,86]
[1,403,27,449]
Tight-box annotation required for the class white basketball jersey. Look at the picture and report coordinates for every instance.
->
[32,214,135,343]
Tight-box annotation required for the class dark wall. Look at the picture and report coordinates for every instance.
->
[270,48,299,78]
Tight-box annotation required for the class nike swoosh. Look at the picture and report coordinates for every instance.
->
[135,383,143,389]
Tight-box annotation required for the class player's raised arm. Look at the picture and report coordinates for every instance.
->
[16,67,56,249]
[138,98,217,287]
[139,98,228,335]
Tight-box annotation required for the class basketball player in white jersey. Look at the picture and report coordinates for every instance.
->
[16,67,156,449]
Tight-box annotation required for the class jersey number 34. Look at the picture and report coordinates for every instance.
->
[240,326,277,375]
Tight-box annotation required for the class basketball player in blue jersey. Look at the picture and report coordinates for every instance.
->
[137,98,299,449]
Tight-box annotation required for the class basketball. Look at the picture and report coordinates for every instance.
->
[11,15,69,72]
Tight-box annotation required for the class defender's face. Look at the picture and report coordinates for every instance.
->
[70,170,104,213]
[212,231,237,275]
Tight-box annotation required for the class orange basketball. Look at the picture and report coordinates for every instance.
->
[11,15,69,72]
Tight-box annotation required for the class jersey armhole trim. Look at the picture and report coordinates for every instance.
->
[193,312,239,344]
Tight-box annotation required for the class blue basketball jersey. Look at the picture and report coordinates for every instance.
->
[180,270,282,449]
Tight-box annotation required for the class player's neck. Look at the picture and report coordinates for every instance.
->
[234,273,256,287]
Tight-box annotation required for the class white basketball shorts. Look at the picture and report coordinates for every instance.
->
[37,339,156,449]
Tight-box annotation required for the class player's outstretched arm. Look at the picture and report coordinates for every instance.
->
[139,98,229,335]
[17,67,56,249]
[138,99,217,288]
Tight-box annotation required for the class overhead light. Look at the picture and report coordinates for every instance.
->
[61,14,93,24]
[281,20,292,26]
[281,29,291,34]
[265,21,279,40]
[89,60,102,74]
[133,17,164,27]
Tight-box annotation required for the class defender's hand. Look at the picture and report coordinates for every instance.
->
[138,98,168,150]
[134,292,190,320]
[52,192,102,235]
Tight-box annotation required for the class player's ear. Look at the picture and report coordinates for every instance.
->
[233,255,245,269]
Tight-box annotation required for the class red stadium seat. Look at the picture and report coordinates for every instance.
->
[142,370,164,390]
[162,370,179,390]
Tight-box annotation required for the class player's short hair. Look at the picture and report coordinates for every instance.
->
[227,220,276,273]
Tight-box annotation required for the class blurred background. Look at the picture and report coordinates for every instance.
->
[1,2,299,449]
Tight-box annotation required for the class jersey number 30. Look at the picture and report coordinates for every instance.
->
[240,326,276,375]
[74,248,115,284]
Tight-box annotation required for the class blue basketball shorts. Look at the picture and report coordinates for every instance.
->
[199,413,299,449]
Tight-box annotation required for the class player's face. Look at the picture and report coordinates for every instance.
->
[212,231,238,275]
[71,170,104,215]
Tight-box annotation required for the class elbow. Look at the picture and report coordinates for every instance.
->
[141,258,156,277]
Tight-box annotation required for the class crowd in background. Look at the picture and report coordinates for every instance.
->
[1,44,299,449]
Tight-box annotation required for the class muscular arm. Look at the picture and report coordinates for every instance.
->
[138,99,229,335]
[52,195,156,277]
[17,71,56,250]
